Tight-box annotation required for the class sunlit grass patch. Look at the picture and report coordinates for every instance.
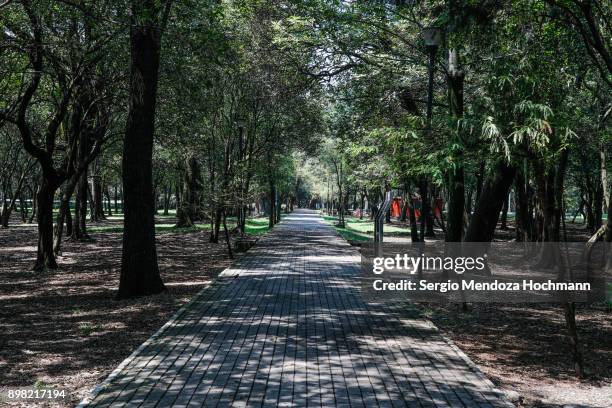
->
[321,214,412,242]
[87,216,270,236]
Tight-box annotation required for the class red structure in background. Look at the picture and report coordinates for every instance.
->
[391,198,402,217]
[351,197,444,221]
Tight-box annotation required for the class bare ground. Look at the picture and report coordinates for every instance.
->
[0,216,234,407]
[421,303,612,407]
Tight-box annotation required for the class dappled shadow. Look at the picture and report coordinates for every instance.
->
[85,210,512,408]
[0,214,234,407]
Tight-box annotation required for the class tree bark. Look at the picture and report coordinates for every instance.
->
[606,188,612,242]
[54,177,77,254]
[71,172,90,240]
[92,173,106,220]
[464,161,516,242]
[118,0,171,298]
[176,155,202,227]
[269,181,276,229]
[600,142,609,212]
[515,164,531,241]
[34,179,59,271]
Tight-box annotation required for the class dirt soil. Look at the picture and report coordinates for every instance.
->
[421,303,612,407]
[0,216,234,407]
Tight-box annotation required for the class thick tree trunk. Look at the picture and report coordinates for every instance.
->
[34,180,59,271]
[176,155,202,227]
[118,2,169,298]
[594,183,603,230]
[54,178,77,255]
[92,175,106,220]
[72,172,90,240]
[464,161,516,242]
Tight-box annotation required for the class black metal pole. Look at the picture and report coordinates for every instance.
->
[426,45,437,126]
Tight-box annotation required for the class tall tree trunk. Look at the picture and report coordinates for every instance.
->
[92,174,106,220]
[464,161,516,242]
[269,181,276,229]
[34,179,59,271]
[54,177,77,254]
[19,194,28,223]
[600,142,609,212]
[29,184,38,224]
[105,185,112,216]
[176,155,202,227]
[222,209,233,259]
[407,192,420,242]
[72,172,90,240]
[418,178,435,239]
[118,0,171,298]
[359,189,365,220]
[515,164,531,241]
[114,185,119,213]
[606,188,612,242]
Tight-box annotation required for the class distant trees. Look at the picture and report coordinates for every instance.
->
[0,1,115,269]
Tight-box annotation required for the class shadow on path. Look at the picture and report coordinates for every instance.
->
[83,210,512,408]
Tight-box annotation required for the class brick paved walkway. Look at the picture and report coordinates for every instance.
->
[81,210,512,407]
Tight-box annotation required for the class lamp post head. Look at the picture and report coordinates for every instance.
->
[421,26,443,48]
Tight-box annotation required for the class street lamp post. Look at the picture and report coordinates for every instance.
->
[419,26,442,241]
[421,26,442,127]
[235,118,246,234]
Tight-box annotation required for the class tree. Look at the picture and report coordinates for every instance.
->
[117,0,173,298]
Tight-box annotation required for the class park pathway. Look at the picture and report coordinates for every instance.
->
[81,210,512,408]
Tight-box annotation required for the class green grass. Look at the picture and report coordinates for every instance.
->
[87,215,271,236]
[321,214,411,242]
[243,217,272,235]
[78,323,100,336]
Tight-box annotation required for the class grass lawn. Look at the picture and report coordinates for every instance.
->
[321,214,411,242]
[88,215,271,236]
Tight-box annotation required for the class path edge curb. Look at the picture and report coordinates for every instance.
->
[75,215,284,407]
